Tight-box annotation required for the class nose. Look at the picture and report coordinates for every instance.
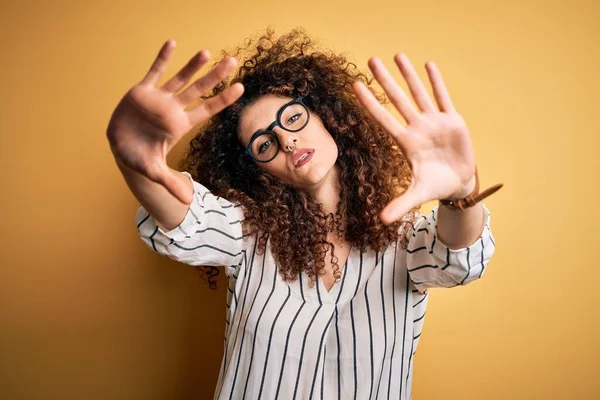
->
[276,128,298,152]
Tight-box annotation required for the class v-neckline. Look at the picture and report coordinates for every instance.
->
[316,246,355,302]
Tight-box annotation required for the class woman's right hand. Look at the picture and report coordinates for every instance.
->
[106,40,244,204]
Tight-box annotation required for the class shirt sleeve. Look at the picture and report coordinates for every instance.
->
[405,202,495,293]
[134,171,247,278]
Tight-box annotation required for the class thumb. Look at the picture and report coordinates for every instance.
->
[161,169,194,205]
[379,186,425,225]
[148,163,193,205]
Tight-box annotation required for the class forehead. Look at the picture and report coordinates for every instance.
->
[238,94,294,146]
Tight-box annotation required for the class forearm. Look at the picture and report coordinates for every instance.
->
[437,201,485,249]
[115,157,193,232]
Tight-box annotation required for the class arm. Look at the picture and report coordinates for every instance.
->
[131,166,248,277]
[437,193,486,250]
[405,203,495,293]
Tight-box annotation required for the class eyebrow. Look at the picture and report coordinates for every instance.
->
[247,118,279,146]
[244,99,295,145]
[248,129,265,145]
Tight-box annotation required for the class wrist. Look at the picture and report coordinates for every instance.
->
[113,155,128,169]
[114,155,138,176]
[439,166,504,211]
[445,173,477,201]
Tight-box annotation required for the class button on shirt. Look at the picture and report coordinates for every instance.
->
[135,172,496,400]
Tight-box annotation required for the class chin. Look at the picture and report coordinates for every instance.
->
[298,160,338,189]
[277,150,338,190]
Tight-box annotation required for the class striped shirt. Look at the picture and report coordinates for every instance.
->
[135,171,496,400]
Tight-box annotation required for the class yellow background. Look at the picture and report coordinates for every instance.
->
[1,0,598,398]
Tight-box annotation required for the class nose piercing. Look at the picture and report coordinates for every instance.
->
[286,141,297,152]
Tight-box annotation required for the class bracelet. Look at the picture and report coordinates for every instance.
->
[439,166,504,211]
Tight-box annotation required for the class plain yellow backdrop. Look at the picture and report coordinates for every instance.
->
[1,0,598,398]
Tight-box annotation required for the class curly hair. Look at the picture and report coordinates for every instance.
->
[177,27,420,290]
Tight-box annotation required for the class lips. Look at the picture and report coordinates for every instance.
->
[294,148,315,167]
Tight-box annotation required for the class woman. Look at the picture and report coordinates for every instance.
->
[107,28,502,400]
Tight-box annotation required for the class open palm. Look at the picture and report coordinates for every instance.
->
[352,53,478,224]
[106,40,244,204]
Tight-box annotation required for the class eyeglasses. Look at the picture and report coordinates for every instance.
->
[244,97,310,163]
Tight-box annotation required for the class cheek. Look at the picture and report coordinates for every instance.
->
[323,135,339,158]
[258,158,288,178]
[313,125,335,147]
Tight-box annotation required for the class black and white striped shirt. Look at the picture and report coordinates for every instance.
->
[135,171,496,400]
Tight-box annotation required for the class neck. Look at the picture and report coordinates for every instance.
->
[307,164,342,218]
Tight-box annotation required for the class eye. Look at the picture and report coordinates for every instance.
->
[258,139,272,154]
[287,113,302,125]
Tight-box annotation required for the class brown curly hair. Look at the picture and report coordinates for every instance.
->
[177,27,420,290]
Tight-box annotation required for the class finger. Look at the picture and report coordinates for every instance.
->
[161,49,212,94]
[188,82,245,126]
[393,53,436,113]
[425,61,455,112]
[368,57,419,124]
[140,40,177,87]
[351,80,407,141]
[176,57,238,106]
[379,186,426,225]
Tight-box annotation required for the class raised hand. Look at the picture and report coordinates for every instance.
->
[352,53,479,225]
[106,40,244,204]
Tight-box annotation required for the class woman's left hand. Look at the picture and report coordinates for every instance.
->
[352,53,477,225]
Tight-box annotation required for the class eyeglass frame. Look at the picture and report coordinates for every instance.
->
[243,96,310,163]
